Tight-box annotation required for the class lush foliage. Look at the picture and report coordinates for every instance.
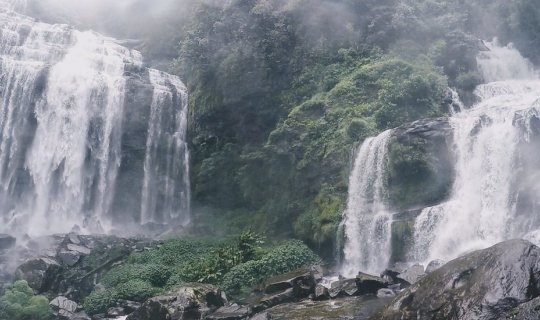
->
[85,231,314,315]
[0,281,51,320]
[221,240,322,294]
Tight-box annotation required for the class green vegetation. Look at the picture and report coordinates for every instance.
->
[85,232,320,315]
[0,281,51,320]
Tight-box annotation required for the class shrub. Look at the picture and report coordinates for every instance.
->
[84,289,117,316]
[220,240,321,294]
[103,264,172,288]
[0,281,51,320]
[116,280,161,302]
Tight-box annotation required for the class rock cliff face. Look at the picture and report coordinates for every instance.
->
[0,1,190,236]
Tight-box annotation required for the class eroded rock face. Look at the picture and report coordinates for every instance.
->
[127,283,226,320]
[373,240,540,320]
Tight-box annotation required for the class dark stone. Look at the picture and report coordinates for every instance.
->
[395,264,425,287]
[426,259,446,273]
[207,304,252,320]
[127,283,226,320]
[107,306,125,317]
[329,279,359,298]
[263,268,315,298]
[356,272,389,295]
[257,288,295,311]
[504,296,540,320]
[57,250,81,267]
[376,289,396,299]
[252,296,392,320]
[313,284,329,301]
[50,296,78,320]
[15,257,61,292]
[0,234,16,250]
[373,240,540,320]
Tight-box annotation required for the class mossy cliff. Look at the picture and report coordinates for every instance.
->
[171,0,540,256]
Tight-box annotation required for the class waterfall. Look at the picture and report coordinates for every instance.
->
[0,1,191,236]
[412,40,540,263]
[341,130,393,276]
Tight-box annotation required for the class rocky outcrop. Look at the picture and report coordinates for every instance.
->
[127,283,226,320]
[373,240,540,320]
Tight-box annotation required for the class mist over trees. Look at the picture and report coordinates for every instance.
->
[22,0,540,255]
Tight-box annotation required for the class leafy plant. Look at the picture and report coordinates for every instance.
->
[0,281,51,320]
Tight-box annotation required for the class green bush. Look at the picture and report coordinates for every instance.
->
[84,290,117,316]
[116,280,161,302]
[0,281,51,320]
[103,264,172,288]
[221,240,321,294]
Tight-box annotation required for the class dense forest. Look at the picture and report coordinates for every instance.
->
[166,0,540,255]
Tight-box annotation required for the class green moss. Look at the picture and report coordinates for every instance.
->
[386,136,453,211]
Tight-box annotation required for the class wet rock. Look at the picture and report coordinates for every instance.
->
[504,296,540,320]
[107,306,125,317]
[249,312,270,320]
[356,272,389,294]
[313,284,329,301]
[329,279,360,298]
[256,288,296,311]
[57,250,81,267]
[426,259,446,273]
[264,268,315,298]
[127,283,226,320]
[15,257,61,292]
[395,264,425,286]
[50,296,78,320]
[207,304,252,320]
[374,240,540,320]
[376,289,396,299]
[66,244,91,255]
[0,234,16,250]
[253,296,392,320]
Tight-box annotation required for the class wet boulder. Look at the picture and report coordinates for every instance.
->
[504,296,540,320]
[50,296,79,320]
[395,264,425,287]
[426,259,446,273]
[356,272,389,295]
[374,240,540,320]
[15,257,62,292]
[207,304,252,320]
[127,283,226,320]
[264,268,316,297]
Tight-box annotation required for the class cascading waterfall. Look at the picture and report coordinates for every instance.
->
[341,130,393,276]
[412,41,540,263]
[0,0,191,236]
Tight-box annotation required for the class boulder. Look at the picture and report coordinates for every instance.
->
[395,264,425,286]
[57,250,81,267]
[127,283,226,320]
[263,268,315,297]
[376,289,396,299]
[356,272,389,294]
[255,288,296,312]
[207,304,252,320]
[15,257,61,292]
[373,240,540,320]
[426,259,446,273]
[0,234,16,250]
[50,296,79,320]
[504,296,540,320]
[329,279,360,298]
[313,284,329,301]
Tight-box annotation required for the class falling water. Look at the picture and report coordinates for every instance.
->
[341,130,393,276]
[412,41,540,262]
[0,1,191,236]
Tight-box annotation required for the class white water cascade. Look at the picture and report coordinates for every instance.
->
[341,130,393,276]
[412,41,540,263]
[0,1,191,236]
